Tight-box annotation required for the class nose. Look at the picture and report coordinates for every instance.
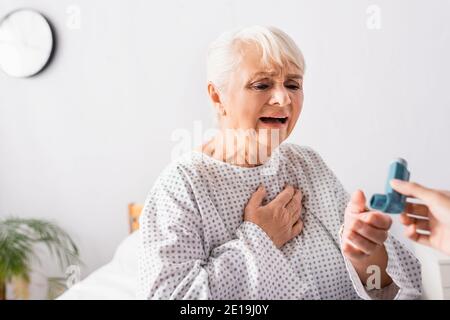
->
[269,85,291,107]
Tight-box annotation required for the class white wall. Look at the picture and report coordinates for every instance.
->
[1,0,449,298]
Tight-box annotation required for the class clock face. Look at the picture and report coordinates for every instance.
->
[0,9,54,78]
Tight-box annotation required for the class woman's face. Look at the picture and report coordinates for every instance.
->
[211,43,304,147]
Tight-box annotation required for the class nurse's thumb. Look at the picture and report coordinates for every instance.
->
[347,190,367,214]
[390,179,434,202]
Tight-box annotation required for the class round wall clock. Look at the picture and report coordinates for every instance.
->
[0,9,54,78]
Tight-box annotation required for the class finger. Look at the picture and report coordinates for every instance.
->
[361,211,392,230]
[399,213,414,226]
[405,224,431,247]
[341,240,368,260]
[390,180,436,203]
[347,190,367,214]
[290,206,302,224]
[437,189,450,198]
[272,185,295,207]
[291,219,304,237]
[346,231,378,255]
[404,202,429,218]
[352,223,388,245]
[285,189,301,214]
[246,185,267,209]
[411,218,430,231]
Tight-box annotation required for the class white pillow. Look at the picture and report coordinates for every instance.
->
[112,230,140,275]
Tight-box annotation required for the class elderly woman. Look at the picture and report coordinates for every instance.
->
[138,26,422,299]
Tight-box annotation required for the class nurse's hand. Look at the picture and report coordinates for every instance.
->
[244,185,303,249]
[391,179,450,256]
[341,190,392,260]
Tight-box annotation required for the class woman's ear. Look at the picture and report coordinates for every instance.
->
[208,82,226,115]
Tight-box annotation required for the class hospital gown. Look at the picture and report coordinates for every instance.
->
[137,143,422,299]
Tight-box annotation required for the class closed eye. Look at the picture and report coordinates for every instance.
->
[252,83,270,91]
[285,84,301,90]
[285,81,302,91]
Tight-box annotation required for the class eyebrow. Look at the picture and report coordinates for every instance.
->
[248,72,303,81]
[286,74,303,80]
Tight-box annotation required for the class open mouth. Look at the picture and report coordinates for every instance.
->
[259,117,288,124]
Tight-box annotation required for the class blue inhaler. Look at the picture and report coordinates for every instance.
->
[370,158,410,214]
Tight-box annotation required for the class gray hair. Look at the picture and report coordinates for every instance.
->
[207,25,305,92]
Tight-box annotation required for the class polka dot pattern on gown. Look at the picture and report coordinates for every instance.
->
[137,143,422,300]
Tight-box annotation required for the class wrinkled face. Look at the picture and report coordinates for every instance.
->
[217,43,304,146]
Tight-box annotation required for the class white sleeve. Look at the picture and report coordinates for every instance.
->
[137,167,300,300]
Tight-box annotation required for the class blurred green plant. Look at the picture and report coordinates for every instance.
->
[0,217,81,300]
